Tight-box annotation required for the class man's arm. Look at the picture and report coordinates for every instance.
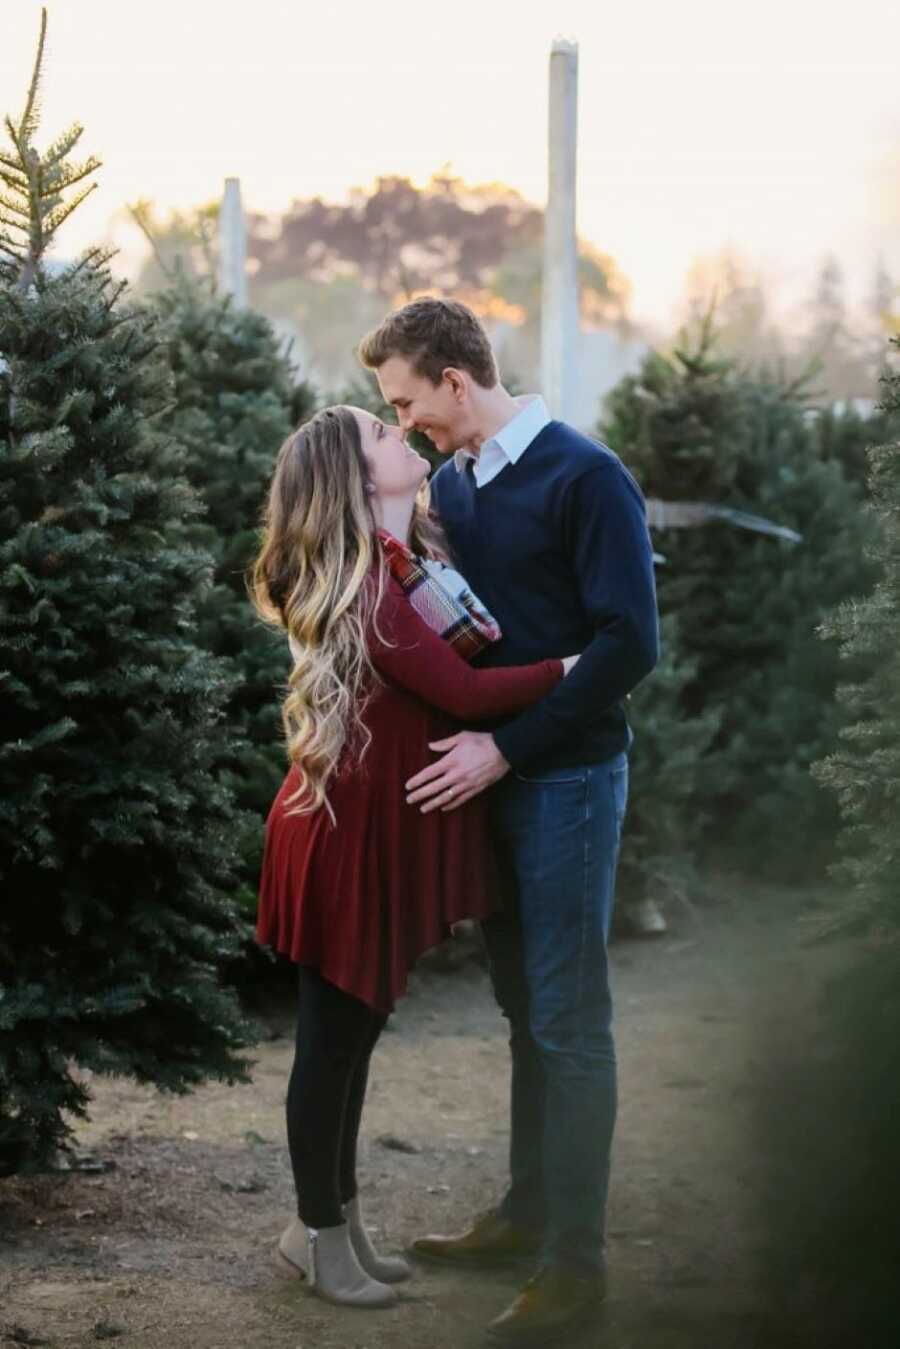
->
[407,461,658,812]
[491,461,658,769]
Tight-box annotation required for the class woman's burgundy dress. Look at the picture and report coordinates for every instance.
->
[256,575,562,1012]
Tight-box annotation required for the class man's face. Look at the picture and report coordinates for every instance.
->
[376,355,473,455]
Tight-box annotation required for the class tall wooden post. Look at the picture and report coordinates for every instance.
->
[218,177,248,308]
[541,38,580,421]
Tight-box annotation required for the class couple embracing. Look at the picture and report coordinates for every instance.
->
[250,298,659,1343]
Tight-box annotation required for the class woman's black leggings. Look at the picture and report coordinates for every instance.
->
[287,965,387,1229]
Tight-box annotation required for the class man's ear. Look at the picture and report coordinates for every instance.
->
[443,368,468,402]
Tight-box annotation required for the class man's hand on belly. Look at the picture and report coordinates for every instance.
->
[405,732,510,813]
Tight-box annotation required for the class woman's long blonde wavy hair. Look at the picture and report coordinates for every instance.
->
[250,405,447,818]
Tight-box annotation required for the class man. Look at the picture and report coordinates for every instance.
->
[358,298,658,1343]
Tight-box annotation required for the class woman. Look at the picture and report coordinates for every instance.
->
[250,405,577,1310]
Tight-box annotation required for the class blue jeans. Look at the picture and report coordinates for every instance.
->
[482,752,629,1272]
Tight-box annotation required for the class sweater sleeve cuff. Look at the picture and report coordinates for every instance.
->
[491,721,530,772]
[491,658,563,770]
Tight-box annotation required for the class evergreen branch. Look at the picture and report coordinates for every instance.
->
[17,8,49,150]
[3,114,29,162]
[69,245,115,277]
[109,279,130,310]
[4,134,34,197]
[72,244,107,270]
[107,309,147,334]
[0,281,25,316]
[1,13,102,284]
[36,156,102,198]
[0,149,28,175]
[699,290,719,353]
[102,278,130,315]
[116,326,138,360]
[44,123,85,167]
[0,177,29,203]
[784,356,824,402]
[43,182,98,238]
[0,192,32,220]
[0,162,30,191]
[128,201,175,282]
[0,231,26,259]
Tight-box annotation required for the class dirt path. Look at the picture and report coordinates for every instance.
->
[1,883,832,1349]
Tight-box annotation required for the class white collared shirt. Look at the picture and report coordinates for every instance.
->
[454,395,551,489]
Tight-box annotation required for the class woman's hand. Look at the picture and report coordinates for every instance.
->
[562,654,581,675]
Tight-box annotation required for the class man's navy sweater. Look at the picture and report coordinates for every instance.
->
[430,420,659,772]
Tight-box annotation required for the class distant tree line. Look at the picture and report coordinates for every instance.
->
[129,181,897,404]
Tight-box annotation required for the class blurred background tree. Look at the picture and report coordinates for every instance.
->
[675,247,892,406]
[138,255,316,921]
[128,173,630,396]
[797,255,870,402]
[123,176,898,431]
[603,313,898,885]
[615,613,721,919]
[813,339,900,936]
[755,338,900,1348]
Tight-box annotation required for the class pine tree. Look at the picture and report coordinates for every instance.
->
[144,266,315,912]
[800,255,869,401]
[813,340,900,934]
[812,388,900,490]
[603,316,875,877]
[755,340,900,1348]
[616,614,720,911]
[0,12,252,1174]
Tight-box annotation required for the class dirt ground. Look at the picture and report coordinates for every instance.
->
[1,881,838,1349]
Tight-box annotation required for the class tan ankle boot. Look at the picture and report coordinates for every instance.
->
[343,1197,411,1283]
[276,1217,397,1309]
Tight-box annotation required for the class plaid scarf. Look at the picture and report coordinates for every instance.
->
[379,528,502,663]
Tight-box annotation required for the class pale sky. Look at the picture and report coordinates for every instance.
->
[3,0,899,326]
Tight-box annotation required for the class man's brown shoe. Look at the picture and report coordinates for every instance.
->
[410,1209,542,1267]
[486,1264,607,1344]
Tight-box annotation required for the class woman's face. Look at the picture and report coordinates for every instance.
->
[352,407,430,502]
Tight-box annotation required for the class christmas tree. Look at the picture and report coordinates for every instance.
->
[616,614,720,914]
[756,339,900,1348]
[813,340,900,933]
[141,257,315,912]
[0,11,252,1174]
[603,316,875,878]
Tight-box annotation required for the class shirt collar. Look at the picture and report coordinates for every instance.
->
[454,395,551,474]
